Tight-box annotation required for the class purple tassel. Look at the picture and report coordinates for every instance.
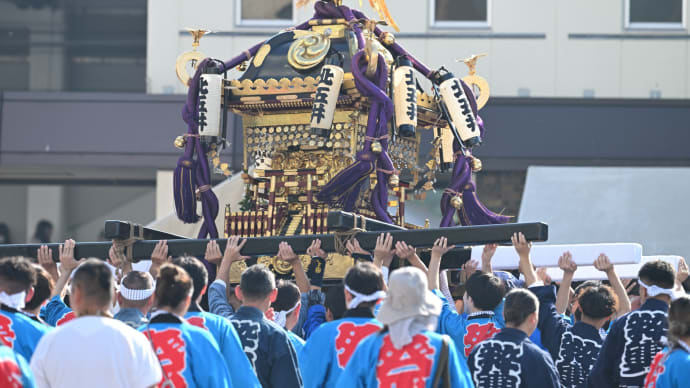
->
[173,156,199,223]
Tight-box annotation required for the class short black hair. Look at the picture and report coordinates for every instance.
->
[0,257,37,294]
[668,296,690,347]
[343,262,384,309]
[504,288,538,326]
[465,271,505,311]
[240,264,275,302]
[172,256,208,300]
[638,260,675,290]
[72,259,114,308]
[25,264,53,311]
[155,264,193,309]
[323,284,345,319]
[578,285,618,319]
[272,280,300,313]
[120,271,154,307]
[574,280,602,297]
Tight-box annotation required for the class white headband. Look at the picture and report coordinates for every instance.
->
[0,291,26,310]
[273,301,300,328]
[638,279,676,299]
[119,284,154,301]
[345,284,386,310]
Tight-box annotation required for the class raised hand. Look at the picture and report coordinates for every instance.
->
[151,240,170,267]
[511,232,531,257]
[395,240,417,261]
[431,237,454,259]
[345,238,370,257]
[59,239,79,272]
[306,239,327,259]
[593,253,613,274]
[38,245,58,281]
[205,240,223,265]
[536,267,553,284]
[373,233,395,267]
[677,258,689,283]
[277,241,299,264]
[558,251,577,273]
[481,243,497,273]
[223,236,250,264]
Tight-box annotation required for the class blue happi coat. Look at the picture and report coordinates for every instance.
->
[644,346,690,388]
[229,306,302,388]
[139,313,233,388]
[288,330,305,354]
[0,305,50,361]
[0,344,35,387]
[468,327,560,388]
[335,330,473,387]
[298,307,383,388]
[588,298,669,388]
[184,309,260,388]
[40,295,75,327]
[531,285,603,388]
[433,289,505,362]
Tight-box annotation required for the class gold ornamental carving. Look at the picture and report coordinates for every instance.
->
[175,28,210,87]
[287,30,331,70]
[459,53,490,110]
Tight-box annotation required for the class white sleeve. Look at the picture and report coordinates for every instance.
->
[133,333,163,387]
[30,335,51,388]
[381,266,390,285]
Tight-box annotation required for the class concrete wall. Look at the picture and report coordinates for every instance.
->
[147,0,690,98]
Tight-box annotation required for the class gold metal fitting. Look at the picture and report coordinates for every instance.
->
[450,195,464,209]
[389,174,399,186]
[470,156,483,172]
[370,140,382,154]
[237,61,248,71]
[174,135,187,149]
[380,31,395,46]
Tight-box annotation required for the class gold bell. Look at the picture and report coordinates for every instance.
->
[237,61,248,71]
[470,156,483,172]
[450,195,464,209]
[174,135,187,149]
[380,32,395,46]
[371,140,382,154]
[389,174,399,186]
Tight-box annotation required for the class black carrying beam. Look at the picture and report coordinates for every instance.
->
[104,221,186,241]
[0,222,547,265]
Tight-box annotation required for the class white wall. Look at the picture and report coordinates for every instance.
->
[147,0,690,98]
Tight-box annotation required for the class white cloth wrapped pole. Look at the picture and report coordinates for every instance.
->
[392,57,417,137]
[437,73,481,147]
[470,243,643,270]
[198,74,223,137]
[544,255,684,281]
[310,63,344,137]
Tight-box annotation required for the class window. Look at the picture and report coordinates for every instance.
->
[0,28,30,91]
[625,0,685,29]
[236,0,294,26]
[431,0,490,28]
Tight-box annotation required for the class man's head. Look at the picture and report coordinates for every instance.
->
[463,271,505,313]
[271,280,301,330]
[638,260,676,303]
[24,264,54,313]
[236,264,276,311]
[117,271,155,313]
[503,288,539,336]
[576,285,618,327]
[343,262,385,310]
[668,295,690,346]
[172,256,208,302]
[70,259,115,316]
[0,257,36,308]
[325,284,346,321]
[154,264,193,315]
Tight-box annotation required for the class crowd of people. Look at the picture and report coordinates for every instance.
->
[0,231,689,387]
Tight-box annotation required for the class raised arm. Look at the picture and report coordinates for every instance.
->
[148,240,170,279]
[481,243,497,274]
[513,232,537,287]
[556,251,576,315]
[428,237,454,290]
[395,240,427,275]
[52,239,80,298]
[280,240,311,293]
[373,233,396,289]
[594,253,631,318]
